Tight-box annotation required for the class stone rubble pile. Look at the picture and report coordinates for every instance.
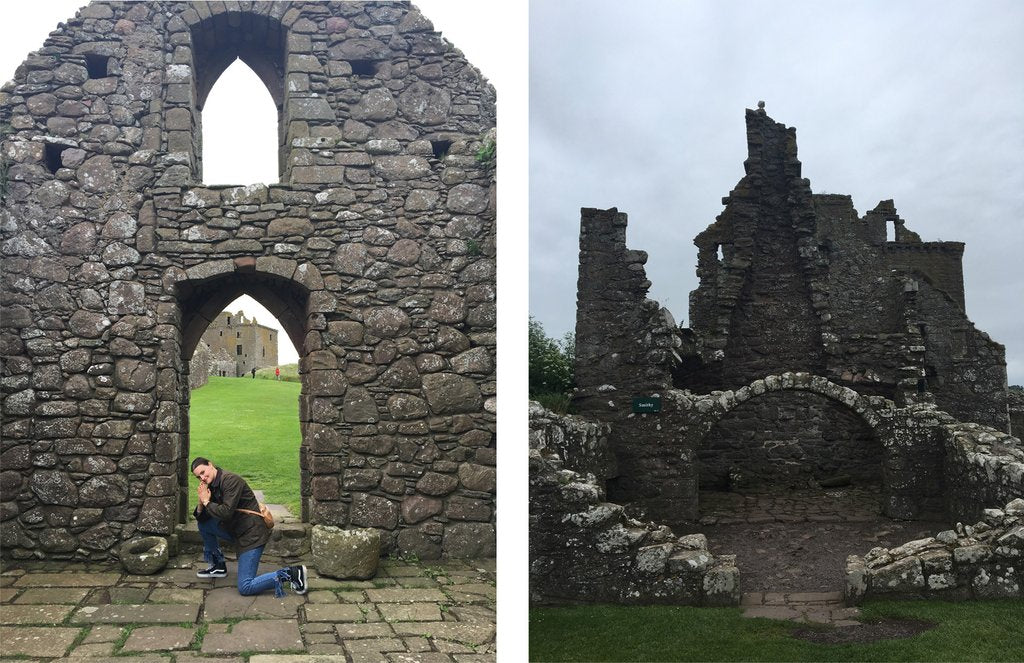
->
[846,498,1024,603]
[529,403,740,606]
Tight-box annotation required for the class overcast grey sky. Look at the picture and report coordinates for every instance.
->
[531,0,1024,385]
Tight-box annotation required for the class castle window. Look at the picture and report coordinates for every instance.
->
[262,348,265,357]
[237,332,241,338]
[227,317,231,325]
[84,53,110,79]
[219,331,222,336]
[236,345,242,355]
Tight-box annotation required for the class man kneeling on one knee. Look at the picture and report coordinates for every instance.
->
[191,457,306,597]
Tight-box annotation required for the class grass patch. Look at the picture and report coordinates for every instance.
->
[529,599,1024,662]
[252,362,300,382]
[188,376,302,515]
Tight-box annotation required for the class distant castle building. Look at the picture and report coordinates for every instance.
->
[199,310,279,377]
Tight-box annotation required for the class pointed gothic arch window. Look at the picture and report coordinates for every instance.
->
[189,12,286,184]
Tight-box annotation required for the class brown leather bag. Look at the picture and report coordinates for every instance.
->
[237,503,275,529]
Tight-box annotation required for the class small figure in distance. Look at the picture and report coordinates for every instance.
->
[275,366,280,381]
[251,367,256,379]
[191,457,306,596]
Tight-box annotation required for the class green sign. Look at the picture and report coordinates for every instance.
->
[632,396,661,413]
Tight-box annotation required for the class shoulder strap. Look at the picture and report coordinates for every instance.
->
[237,508,262,517]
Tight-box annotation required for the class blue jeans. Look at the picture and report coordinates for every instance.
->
[197,517,289,597]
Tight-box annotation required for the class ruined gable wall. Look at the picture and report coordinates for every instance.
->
[573,207,677,415]
[686,109,824,391]
[888,242,966,311]
[1,1,496,561]
[916,280,1008,432]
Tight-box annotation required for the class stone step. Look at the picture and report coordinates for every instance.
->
[176,520,311,558]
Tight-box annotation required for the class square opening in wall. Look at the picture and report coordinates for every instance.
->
[43,143,70,174]
[84,53,111,79]
[349,60,377,77]
[431,140,452,160]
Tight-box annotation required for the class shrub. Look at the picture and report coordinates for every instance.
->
[529,317,574,412]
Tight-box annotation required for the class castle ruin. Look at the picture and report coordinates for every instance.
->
[199,310,279,377]
[1,1,496,561]
[530,107,1022,605]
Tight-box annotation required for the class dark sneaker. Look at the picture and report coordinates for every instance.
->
[196,562,226,578]
[288,565,307,594]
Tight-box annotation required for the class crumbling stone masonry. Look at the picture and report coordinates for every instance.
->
[530,403,740,606]
[1,2,496,561]
[572,107,1013,524]
[847,498,1024,603]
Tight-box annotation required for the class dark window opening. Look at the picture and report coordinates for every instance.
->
[43,143,70,174]
[84,53,110,79]
[431,140,453,160]
[236,332,241,338]
[227,317,231,325]
[349,60,378,77]
[219,331,222,336]
[262,348,265,357]
[917,377,927,393]
[236,345,242,355]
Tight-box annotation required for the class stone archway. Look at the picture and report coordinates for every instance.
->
[170,258,316,525]
[693,373,889,499]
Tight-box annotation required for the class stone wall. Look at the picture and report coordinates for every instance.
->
[1009,388,1024,438]
[699,390,882,491]
[0,1,495,561]
[942,422,1024,524]
[529,404,740,606]
[188,340,211,390]
[573,207,677,416]
[528,401,614,481]
[846,498,1024,603]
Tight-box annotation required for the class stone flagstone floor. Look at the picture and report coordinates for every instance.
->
[0,552,495,662]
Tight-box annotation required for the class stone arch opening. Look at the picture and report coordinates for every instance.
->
[174,268,311,524]
[188,11,287,182]
[694,375,887,517]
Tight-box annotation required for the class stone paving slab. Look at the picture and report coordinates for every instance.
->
[393,621,496,646]
[201,618,304,654]
[366,587,448,603]
[13,587,91,604]
[1,556,495,659]
[1,626,82,658]
[378,602,443,622]
[149,587,205,603]
[13,572,121,587]
[336,622,398,639]
[0,603,75,624]
[122,625,197,652]
[250,656,348,662]
[204,586,304,619]
[304,602,366,622]
[65,641,117,658]
[389,653,456,663]
[70,602,200,624]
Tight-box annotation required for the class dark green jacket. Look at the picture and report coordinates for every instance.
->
[193,468,271,553]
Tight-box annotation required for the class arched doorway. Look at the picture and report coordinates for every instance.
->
[174,267,311,525]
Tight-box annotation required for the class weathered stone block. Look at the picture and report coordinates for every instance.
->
[119,536,169,575]
[312,525,381,580]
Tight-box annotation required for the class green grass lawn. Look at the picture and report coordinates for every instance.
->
[188,376,302,516]
[529,599,1024,662]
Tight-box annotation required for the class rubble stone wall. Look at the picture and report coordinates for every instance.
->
[846,498,1024,604]
[0,1,495,561]
[529,403,740,606]
[942,423,1024,524]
